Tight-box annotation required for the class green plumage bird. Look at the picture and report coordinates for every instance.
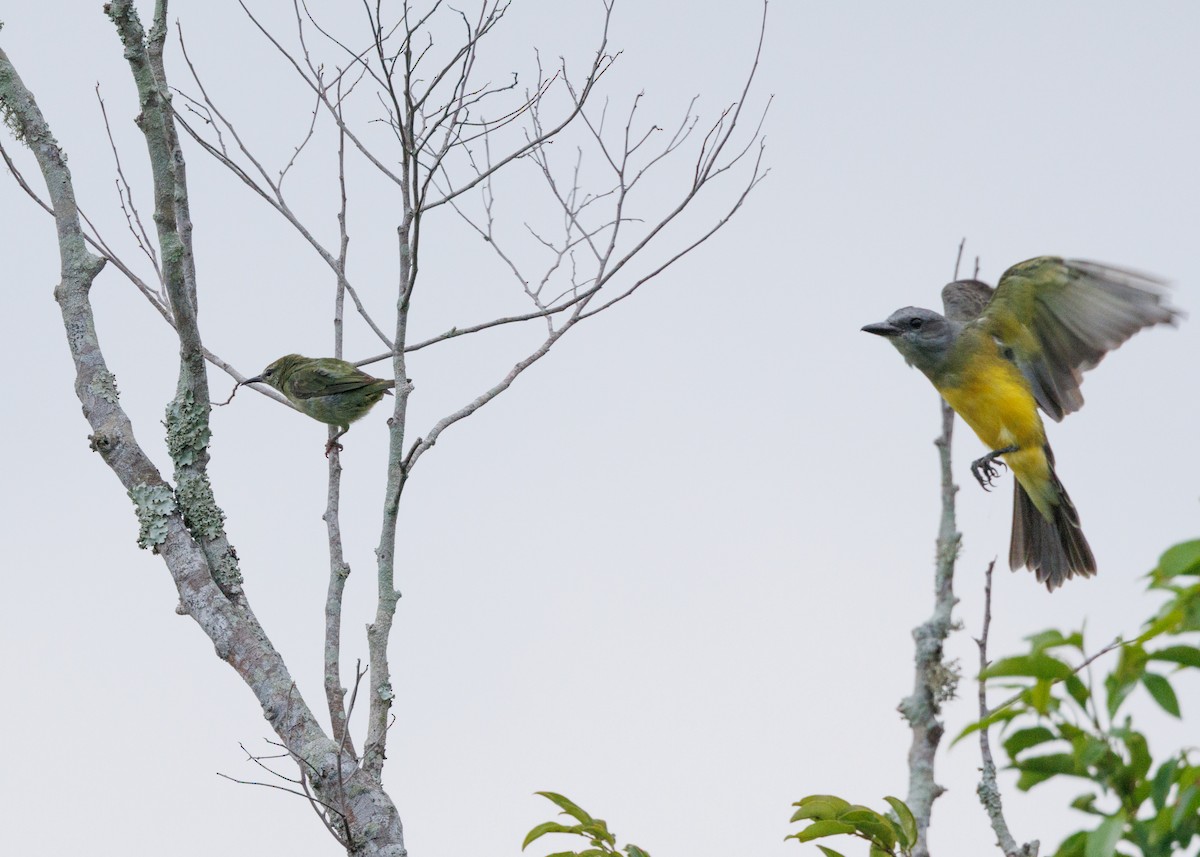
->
[244,354,395,454]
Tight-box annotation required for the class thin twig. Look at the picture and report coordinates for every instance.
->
[983,638,1126,720]
[322,99,354,752]
[95,83,163,289]
[975,560,1040,857]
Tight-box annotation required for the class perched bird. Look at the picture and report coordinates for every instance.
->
[863,257,1177,590]
[244,354,395,455]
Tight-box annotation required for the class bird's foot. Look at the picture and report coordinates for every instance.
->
[325,439,344,458]
[970,445,1018,491]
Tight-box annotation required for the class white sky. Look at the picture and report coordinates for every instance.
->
[2,2,1198,856]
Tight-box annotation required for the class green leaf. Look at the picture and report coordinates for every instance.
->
[1016,769,1056,791]
[1147,645,1200,669]
[1172,784,1200,829]
[1071,793,1100,814]
[1056,830,1088,857]
[1026,628,1085,653]
[1029,678,1055,714]
[624,847,651,857]
[790,820,856,842]
[952,706,1020,745]
[1078,738,1111,769]
[1124,731,1153,783]
[1105,674,1137,719]
[814,847,847,857]
[982,654,1074,681]
[1156,540,1200,578]
[791,800,849,823]
[523,821,582,850]
[1142,673,1182,717]
[580,821,616,847]
[838,810,895,850]
[1004,726,1058,758]
[884,796,917,848]
[536,792,595,825]
[1058,721,1087,742]
[1137,607,1185,643]
[1085,812,1125,857]
[1018,752,1077,775]
[1151,760,1178,811]
[1065,675,1091,708]
[793,795,852,813]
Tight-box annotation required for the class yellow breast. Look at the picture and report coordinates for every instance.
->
[940,363,1044,453]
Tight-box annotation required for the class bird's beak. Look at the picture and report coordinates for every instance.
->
[861,322,901,337]
[242,375,263,386]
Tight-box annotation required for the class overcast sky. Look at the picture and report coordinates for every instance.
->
[2,2,1198,856]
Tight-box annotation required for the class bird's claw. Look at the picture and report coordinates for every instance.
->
[325,439,344,458]
[970,452,1009,491]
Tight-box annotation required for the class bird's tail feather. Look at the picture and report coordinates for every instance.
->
[1009,453,1096,591]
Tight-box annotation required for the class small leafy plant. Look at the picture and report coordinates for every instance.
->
[960,539,1200,857]
[786,794,917,857]
[523,791,651,857]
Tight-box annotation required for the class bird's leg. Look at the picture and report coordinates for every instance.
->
[325,426,349,458]
[970,444,1019,491]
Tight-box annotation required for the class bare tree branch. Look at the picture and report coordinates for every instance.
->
[4,1,768,851]
[323,99,354,755]
[975,561,1040,857]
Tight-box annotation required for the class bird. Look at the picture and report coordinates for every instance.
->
[862,256,1177,590]
[244,354,396,455]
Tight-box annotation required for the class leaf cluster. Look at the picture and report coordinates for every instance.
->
[963,540,1200,857]
[523,792,651,857]
[786,794,917,857]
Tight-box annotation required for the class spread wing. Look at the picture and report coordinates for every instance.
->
[287,361,382,400]
[979,256,1176,421]
[941,279,994,322]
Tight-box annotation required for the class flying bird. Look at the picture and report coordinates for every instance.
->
[244,354,396,455]
[863,256,1177,590]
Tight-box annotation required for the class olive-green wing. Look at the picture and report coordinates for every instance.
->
[286,361,386,400]
[980,256,1176,421]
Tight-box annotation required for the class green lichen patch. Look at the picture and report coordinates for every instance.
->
[175,471,225,540]
[210,548,243,592]
[128,482,175,550]
[165,391,210,466]
[86,368,120,404]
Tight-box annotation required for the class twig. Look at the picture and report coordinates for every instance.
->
[975,561,1040,857]
[322,95,354,756]
[983,638,1126,720]
[95,83,163,290]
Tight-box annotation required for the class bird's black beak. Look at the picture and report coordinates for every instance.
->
[861,322,901,338]
[242,375,263,386]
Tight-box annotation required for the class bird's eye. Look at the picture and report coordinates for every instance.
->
[264,369,274,377]
[909,318,923,330]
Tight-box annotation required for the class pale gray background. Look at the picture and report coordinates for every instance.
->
[2,1,1198,855]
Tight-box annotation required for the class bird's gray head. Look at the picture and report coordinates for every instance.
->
[862,306,960,375]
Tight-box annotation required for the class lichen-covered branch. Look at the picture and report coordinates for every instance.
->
[1,16,406,857]
[897,400,961,857]
[108,0,243,598]
[9,0,767,848]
